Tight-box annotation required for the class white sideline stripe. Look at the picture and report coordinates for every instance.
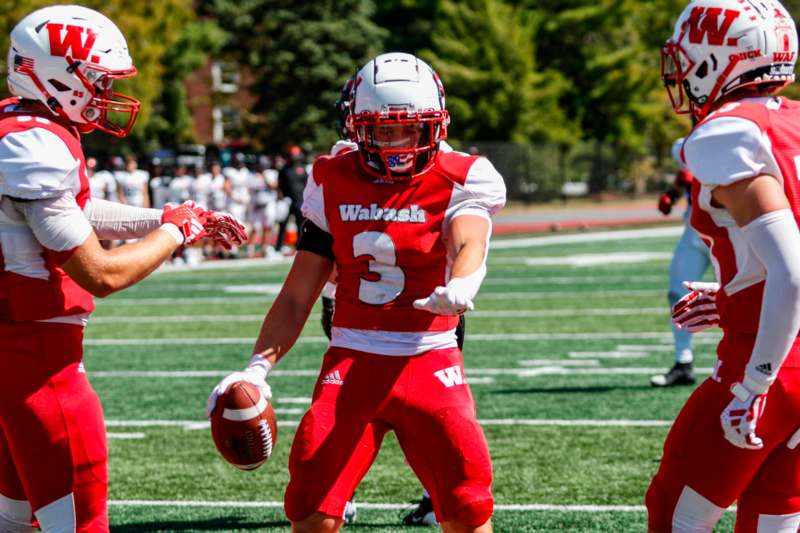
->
[521,253,671,267]
[85,332,722,346]
[617,344,675,352]
[88,367,714,379]
[107,499,651,512]
[137,277,665,293]
[519,359,600,367]
[155,256,292,273]
[89,308,667,323]
[492,226,683,249]
[223,284,283,294]
[276,397,311,404]
[274,408,304,414]
[107,432,145,440]
[568,351,648,359]
[480,419,671,427]
[103,419,675,430]
[97,290,663,306]
[467,377,495,384]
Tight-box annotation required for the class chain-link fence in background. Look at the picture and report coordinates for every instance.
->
[450,141,677,202]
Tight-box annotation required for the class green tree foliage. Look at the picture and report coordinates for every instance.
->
[373,0,440,53]
[424,0,577,145]
[531,0,690,190]
[0,0,222,154]
[208,0,387,152]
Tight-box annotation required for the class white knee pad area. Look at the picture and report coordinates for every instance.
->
[757,512,800,533]
[672,486,725,533]
[0,494,35,533]
[34,494,75,533]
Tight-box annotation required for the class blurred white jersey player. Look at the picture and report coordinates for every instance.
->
[224,154,251,225]
[115,155,150,207]
[650,138,711,387]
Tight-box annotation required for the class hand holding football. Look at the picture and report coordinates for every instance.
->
[209,381,277,470]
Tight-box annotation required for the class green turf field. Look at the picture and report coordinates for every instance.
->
[88,225,735,532]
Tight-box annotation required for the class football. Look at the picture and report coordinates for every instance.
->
[210,381,277,470]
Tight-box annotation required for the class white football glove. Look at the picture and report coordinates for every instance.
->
[672,281,720,332]
[721,381,768,450]
[207,356,272,417]
[413,277,476,315]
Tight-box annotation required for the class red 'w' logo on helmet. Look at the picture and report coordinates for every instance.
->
[686,6,741,46]
[47,24,99,62]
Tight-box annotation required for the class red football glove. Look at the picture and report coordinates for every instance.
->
[671,281,720,332]
[658,191,676,215]
[161,201,207,245]
[676,169,693,188]
[191,205,248,250]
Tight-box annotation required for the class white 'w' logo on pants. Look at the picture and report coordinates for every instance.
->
[434,365,464,388]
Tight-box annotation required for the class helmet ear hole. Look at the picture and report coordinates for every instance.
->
[48,79,71,92]
[695,61,708,79]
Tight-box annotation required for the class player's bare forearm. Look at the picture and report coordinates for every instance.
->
[252,251,334,366]
[449,214,490,279]
[62,229,178,297]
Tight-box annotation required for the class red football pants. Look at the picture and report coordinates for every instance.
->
[646,333,800,532]
[284,347,494,526]
[0,323,108,532]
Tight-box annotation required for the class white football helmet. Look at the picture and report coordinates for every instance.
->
[348,52,449,180]
[7,5,140,137]
[662,0,797,120]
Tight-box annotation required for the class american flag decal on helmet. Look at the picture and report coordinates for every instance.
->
[13,55,34,72]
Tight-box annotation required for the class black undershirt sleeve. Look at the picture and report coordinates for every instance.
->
[296,219,334,260]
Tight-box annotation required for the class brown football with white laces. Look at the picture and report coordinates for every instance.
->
[210,381,277,470]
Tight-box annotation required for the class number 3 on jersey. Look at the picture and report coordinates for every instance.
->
[353,231,405,305]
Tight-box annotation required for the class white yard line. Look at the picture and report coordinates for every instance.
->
[86,332,721,346]
[97,290,663,306]
[88,367,714,379]
[520,252,672,267]
[89,308,667,323]
[104,418,676,430]
[568,351,648,359]
[107,499,654,512]
[518,359,600,367]
[492,226,683,249]
[106,432,146,440]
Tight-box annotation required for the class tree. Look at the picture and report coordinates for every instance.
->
[0,1,223,155]
[533,0,690,191]
[424,0,577,144]
[207,0,387,153]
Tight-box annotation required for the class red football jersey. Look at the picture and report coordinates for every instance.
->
[0,97,94,323]
[303,149,505,355]
[687,97,800,343]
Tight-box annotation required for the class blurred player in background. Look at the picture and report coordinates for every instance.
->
[115,154,150,208]
[650,137,711,387]
[87,157,117,203]
[646,1,800,531]
[209,52,505,533]
[0,6,246,532]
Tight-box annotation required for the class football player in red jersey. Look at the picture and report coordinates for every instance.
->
[0,6,245,532]
[209,52,506,533]
[646,1,800,531]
